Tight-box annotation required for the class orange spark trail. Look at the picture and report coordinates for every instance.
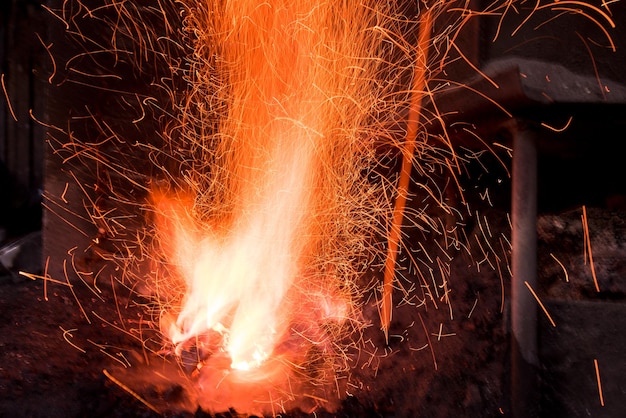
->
[582,205,600,292]
[594,358,605,407]
[381,9,433,342]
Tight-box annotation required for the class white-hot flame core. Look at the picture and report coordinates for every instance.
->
[169,133,317,370]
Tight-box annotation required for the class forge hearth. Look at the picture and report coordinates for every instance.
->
[2,1,626,417]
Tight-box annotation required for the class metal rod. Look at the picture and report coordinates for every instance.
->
[511,123,539,417]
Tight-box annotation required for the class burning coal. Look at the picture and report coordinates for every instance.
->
[33,0,622,415]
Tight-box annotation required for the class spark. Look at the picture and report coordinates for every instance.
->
[524,281,556,328]
[541,116,574,132]
[91,310,149,346]
[103,369,160,413]
[35,32,57,84]
[418,312,437,371]
[511,0,541,37]
[89,338,132,368]
[433,323,456,340]
[66,249,104,302]
[64,259,91,324]
[433,77,513,118]
[541,2,617,51]
[111,275,125,330]
[582,205,600,292]
[59,326,86,353]
[60,183,69,204]
[576,32,606,100]
[43,257,50,301]
[450,42,499,89]
[19,270,71,287]
[594,358,605,407]
[40,198,91,238]
[550,252,569,282]
[1,73,17,121]
[97,348,129,368]
[493,142,513,156]
[409,344,429,352]
[467,293,479,319]
[41,4,69,30]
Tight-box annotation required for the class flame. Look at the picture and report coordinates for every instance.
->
[153,183,352,413]
[147,0,390,413]
[156,135,328,369]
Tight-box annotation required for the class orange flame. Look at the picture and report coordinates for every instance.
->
[152,172,351,412]
[146,1,393,413]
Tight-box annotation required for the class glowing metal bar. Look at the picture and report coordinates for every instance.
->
[381,9,432,343]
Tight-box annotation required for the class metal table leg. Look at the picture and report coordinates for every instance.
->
[511,123,539,417]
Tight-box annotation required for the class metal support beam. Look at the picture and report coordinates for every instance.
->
[511,123,539,417]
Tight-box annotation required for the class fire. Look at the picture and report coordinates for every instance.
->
[144,0,393,413]
[37,0,623,415]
